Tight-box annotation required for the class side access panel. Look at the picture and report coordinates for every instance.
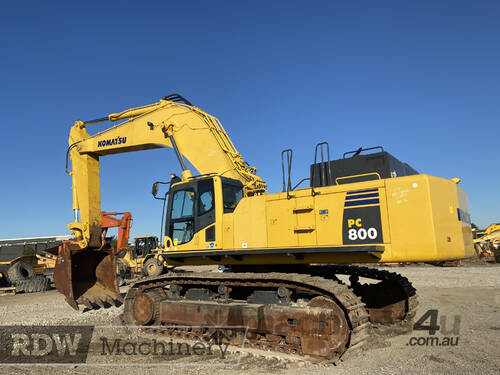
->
[232,194,268,249]
[292,193,317,247]
[266,194,299,248]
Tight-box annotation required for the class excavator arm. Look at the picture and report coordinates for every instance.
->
[67,95,266,248]
[55,95,266,310]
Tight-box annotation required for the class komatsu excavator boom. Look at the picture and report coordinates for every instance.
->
[66,94,265,250]
[55,94,474,362]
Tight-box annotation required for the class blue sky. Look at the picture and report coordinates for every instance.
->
[0,1,498,238]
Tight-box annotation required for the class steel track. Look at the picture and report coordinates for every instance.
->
[121,272,371,363]
[120,265,418,363]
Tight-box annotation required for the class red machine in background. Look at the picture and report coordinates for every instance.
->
[100,212,132,252]
[100,212,161,282]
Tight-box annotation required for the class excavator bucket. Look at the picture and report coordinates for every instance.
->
[54,241,122,310]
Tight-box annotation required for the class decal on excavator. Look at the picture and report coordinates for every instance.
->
[97,137,127,147]
[342,189,383,244]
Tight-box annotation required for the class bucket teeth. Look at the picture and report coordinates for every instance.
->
[105,295,116,306]
[66,298,79,311]
[81,298,93,310]
[78,293,120,310]
[94,297,105,309]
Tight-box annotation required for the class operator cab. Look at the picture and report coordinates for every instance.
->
[133,236,158,258]
[155,176,244,249]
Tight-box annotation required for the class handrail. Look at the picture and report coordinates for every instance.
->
[343,146,384,158]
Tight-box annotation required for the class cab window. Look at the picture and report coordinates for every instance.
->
[198,179,214,215]
[171,190,195,219]
[222,183,244,213]
[170,189,195,244]
[171,221,194,245]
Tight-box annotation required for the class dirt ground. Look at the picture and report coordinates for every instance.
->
[0,261,499,375]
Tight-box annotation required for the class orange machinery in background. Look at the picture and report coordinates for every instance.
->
[100,212,132,252]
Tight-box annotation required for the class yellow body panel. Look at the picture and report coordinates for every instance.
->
[266,195,299,248]
[233,194,267,249]
[385,175,473,262]
[161,174,473,265]
[293,194,317,247]
[222,214,234,249]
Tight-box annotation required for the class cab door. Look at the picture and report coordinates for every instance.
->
[195,178,216,243]
[168,186,196,246]
[165,178,216,250]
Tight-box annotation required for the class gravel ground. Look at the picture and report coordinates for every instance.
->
[0,261,499,374]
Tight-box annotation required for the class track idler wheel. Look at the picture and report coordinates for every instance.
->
[307,296,349,358]
[132,289,163,325]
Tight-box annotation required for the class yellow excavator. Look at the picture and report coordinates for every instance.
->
[54,94,474,362]
[474,224,500,262]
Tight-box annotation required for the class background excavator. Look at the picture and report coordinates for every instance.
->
[54,94,474,362]
[473,223,500,262]
[101,211,132,253]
